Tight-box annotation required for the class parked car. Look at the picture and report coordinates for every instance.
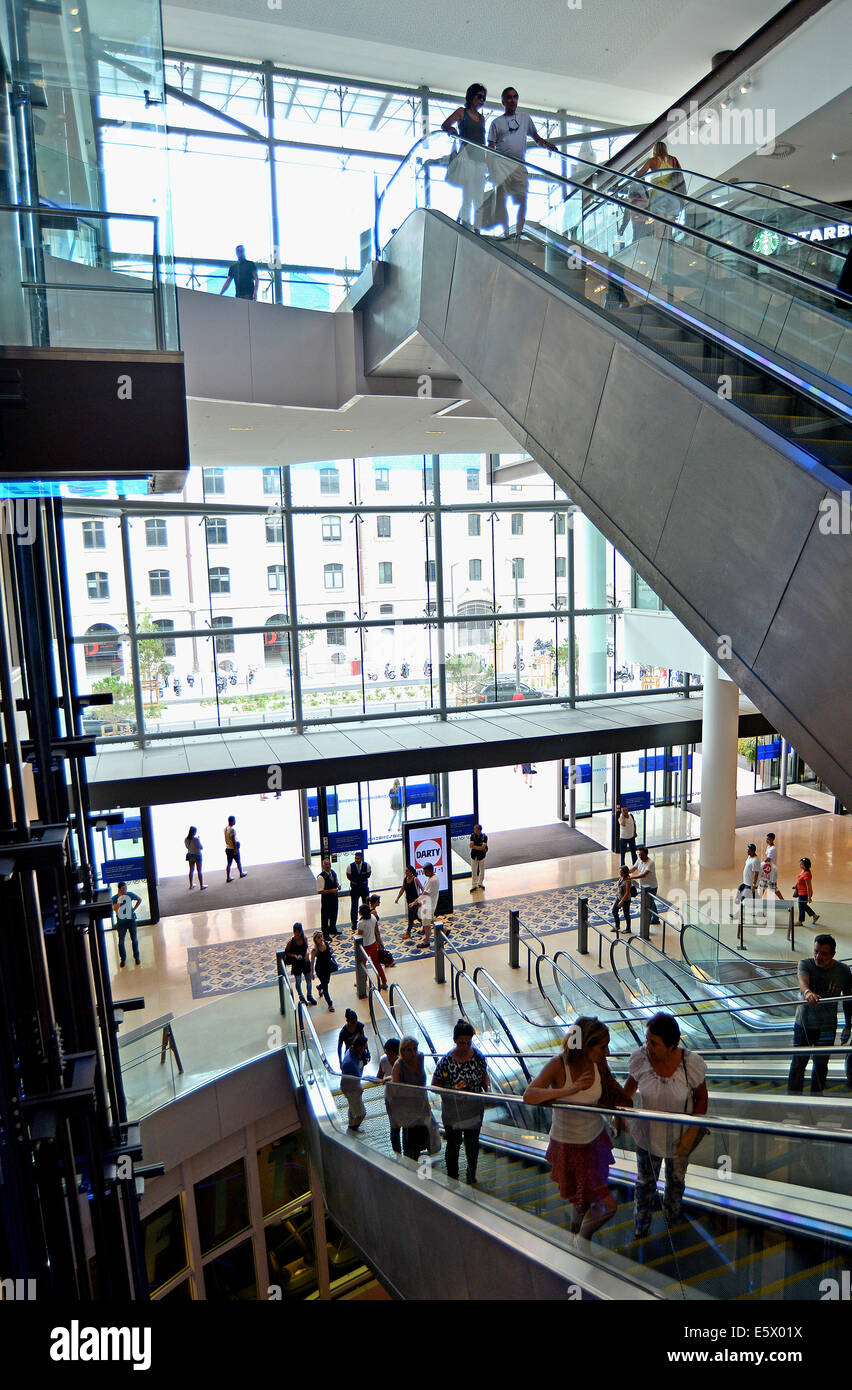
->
[475,678,545,704]
[81,712,137,737]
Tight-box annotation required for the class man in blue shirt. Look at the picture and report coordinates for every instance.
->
[112,881,142,967]
[341,1033,370,1130]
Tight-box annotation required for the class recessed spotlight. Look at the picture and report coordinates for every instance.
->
[739,81,750,95]
[229,426,253,431]
[332,428,352,433]
[424,430,445,435]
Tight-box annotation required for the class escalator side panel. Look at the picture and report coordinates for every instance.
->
[361,209,852,799]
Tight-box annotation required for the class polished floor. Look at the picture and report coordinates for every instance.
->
[116,791,852,1107]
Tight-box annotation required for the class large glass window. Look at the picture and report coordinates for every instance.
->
[83,520,105,549]
[212,616,235,653]
[142,1196,187,1294]
[324,563,344,590]
[209,566,231,595]
[145,518,167,547]
[265,516,284,545]
[376,515,391,539]
[321,515,342,542]
[206,517,228,545]
[374,466,390,492]
[263,468,280,495]
[379,562,393,585]
[267,564,287,592]
[319,467,340,496]
[326,611,345,646]
[468,514,481,537]
[151,618,176,656]
[194,1159,249,1256]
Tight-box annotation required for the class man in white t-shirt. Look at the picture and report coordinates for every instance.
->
[488,86,557,238]
[629,847,660,925]
[759,831,783,901]
[732,843,761,915]
[414,863,440,951]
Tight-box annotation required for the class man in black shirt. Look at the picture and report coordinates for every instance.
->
[788,934,852,1094]
[346,851,372,929]
[469,824,488,891]
[316,856,340,939]
[220,244,258,300]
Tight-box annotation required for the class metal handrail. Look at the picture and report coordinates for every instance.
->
[386,982,439,1057]
[294,998,852,1145]
[375,134,851,312]
[454,971,532,1082]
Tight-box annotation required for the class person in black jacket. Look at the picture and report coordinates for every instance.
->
[346,851,371,928]
[337,1009,369,1067]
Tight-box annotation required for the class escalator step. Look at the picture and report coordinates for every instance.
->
[741,1254,844,1300]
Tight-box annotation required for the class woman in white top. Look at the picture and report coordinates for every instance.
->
[414,863,439,951]
[523,1017,631,1240]
[623,1011,708,1238]
[633,139,684,235]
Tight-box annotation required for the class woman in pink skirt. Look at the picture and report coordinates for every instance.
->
[523,1016,631,1240]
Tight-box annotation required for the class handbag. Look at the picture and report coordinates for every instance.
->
[428,1114,442,1155]
[678,1053,710,1157]
[377,947,394,967]
[327,953,339,974]
[445,145,465,187]
[629,882,638,898]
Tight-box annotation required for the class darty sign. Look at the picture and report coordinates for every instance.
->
[404,817,454,915]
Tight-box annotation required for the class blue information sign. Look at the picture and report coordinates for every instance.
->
[404,782,437,806]
[756,740,782,762]
[563,763,592,786]
[100,856,147,884]
[639,754,692,773]
[619,791,651,812]
[448,814,476,839]
[307,793,338,819]
[109,817,143,842]
[328,829,367,855]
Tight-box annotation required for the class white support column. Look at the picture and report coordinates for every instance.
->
[699,651,739,870]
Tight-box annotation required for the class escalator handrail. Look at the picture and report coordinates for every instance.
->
[455,971,533,1082]
[735,179,852,226]
[294,998,852,1145]
[386,981,439,1058]
[377,133,852,313]
[537,950,642,1046]
[472,963,552,1029]
[626,925,834,1006]
[548,948,644,1038]
[609,933,722,1045]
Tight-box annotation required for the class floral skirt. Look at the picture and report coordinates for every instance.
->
[546,1131,613,1205]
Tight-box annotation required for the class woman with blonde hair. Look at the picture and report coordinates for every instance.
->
[523,1016,631,1239]
[633,139,684,236]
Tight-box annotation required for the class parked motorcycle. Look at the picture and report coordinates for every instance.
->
[400,661,410,678]
[173,679,182,697]
[384,663,395,680]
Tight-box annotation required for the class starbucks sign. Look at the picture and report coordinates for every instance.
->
[752,229,781,256]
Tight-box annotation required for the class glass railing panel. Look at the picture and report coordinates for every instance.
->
[376,134,852,482]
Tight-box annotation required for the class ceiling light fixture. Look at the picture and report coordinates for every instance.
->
[332,428,352,433]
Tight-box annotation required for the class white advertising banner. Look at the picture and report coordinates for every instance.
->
[404,818,453,914]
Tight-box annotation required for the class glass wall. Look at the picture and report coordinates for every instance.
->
[90,50,628,301]
[62,453,699,742]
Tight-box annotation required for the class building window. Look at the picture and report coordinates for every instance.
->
[376,515,391,539]
[319,467,339,495]
[424,560,436,584]
[265,516,284,545]
[469,558,482,582]
[511,513,524,536]
[82,520,105,549]
[555,513,567,535]
[86,571,109,600]
[330,651,347,665]
[555,556,567,578]
[379,562,393,585]
[511,558,524,580]
[84,623,122,674]
[209,566,231,595]
[211,615,234,653]
[380,604,394,617]
[203,467,225,496]
[458,600,490,647]
[324,563,344,590]
[149,569,171,597]
[262,467,280,495]
[206,517,228,545]
[151,618,175,656]
[321,515,341,542]
[466,469,479,492]
[468,514,481,538]
[326,610,345,646]
[374,466,390,492]
[144,518,167,548]
[267,564,287,592]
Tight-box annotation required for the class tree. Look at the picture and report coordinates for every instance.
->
[135,609,172,689]
[445,652,489,704]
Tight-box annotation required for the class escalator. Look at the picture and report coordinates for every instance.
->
[363,135,852,797]
[289,978,852,1301]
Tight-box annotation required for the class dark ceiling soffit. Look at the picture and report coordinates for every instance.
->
[87,710,771,810]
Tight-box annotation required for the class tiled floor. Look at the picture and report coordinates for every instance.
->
[116,805,852,1101]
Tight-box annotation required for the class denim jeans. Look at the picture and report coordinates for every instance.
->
[117,922,140,965]
[612,898,631,931]
[788,1021,835,1094]
[634,1148,689,1233]
[620,836,638,866]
